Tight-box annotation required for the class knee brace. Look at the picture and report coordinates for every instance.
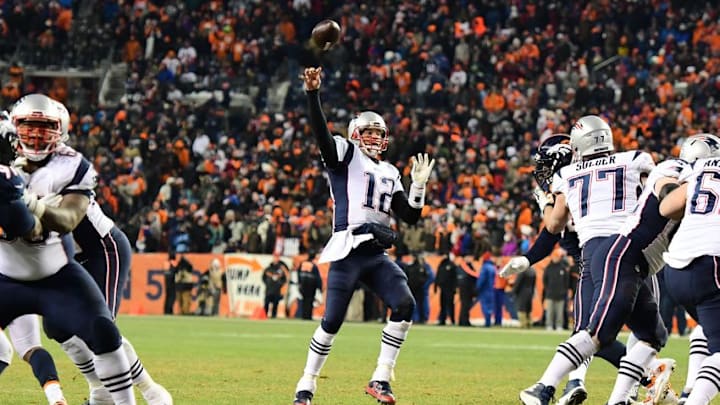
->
[0,332,12,365]
[89,317,122,354]
[389,295,415,322]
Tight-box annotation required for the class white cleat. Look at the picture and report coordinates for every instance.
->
[644,358,676,404]
[141,382,173,405]
[656,388,679,405]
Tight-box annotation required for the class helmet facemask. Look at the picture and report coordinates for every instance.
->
[15,116,62,162]
[348,111,389,158]
[353,127,388,157]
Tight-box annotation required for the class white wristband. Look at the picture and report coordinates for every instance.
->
[408,182,426,209]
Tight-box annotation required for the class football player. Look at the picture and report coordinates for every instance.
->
[0,113,70,405]
[9,97,172,405]
[503,134,628,405]
[0,93,136,404]
[659,136,720,405]
[518,115,656,405]
[292,67,434,405]
[45,99,172,405]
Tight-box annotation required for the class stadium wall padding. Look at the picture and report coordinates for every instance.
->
[118,253,693,332]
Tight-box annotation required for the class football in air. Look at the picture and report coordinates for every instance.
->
[311,19,341,51]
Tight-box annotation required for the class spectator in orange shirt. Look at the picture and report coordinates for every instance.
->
[123,34,142,63]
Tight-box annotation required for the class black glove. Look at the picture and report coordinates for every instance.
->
[352,223,398,249]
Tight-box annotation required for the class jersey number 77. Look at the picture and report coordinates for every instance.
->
[567,167,626,217]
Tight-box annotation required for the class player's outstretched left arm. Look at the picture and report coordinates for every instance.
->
[391,153,435,225]
[24,192,89,234]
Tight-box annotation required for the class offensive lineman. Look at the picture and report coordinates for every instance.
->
[517,115,655,405]
[0,112,69,405]
[0,93,136,405]
[292,67,434,405]
[502,133,628,405]
[47,100,172,405]
[6,97,172,405]
[660,140,720,405]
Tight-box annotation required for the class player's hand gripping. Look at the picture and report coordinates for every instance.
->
[23,191,45,218]
[22,192,62,219]
[303,67,322,91]
[411,153,435,186]
[533,186,555,215]
[499,256,530,277]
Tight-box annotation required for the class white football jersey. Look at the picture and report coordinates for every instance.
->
[619,159,688,274]
[664,157,720,267]
[319,137,404,263]
[76,199,115,241]
[552,150,655,247]
[0,145,97,280]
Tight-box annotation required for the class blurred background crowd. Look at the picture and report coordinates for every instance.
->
[0,0,718,266]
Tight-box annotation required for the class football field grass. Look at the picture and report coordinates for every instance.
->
[0,316,693,404]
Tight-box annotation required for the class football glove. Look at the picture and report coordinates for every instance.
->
[23,191,46,218]
[410,153,435,186]
[12,156,27,170]
[39,193,63,208]
[500,256,530,277]
[533,187,555,215]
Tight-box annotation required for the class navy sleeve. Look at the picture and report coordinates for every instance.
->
[306,90,339,169]
[391,191,422,225]
[0,200,36,238]
[524,228,560,265]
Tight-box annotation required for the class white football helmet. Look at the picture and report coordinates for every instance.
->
[680,133,720,162]
[569,115,614,160]
[10,94,63,161]
[347,111,388,157]
[51,99,70,143]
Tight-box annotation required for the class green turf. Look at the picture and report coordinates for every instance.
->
[0,316,693,404]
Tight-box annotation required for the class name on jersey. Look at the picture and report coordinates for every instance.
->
[575,156,616,170]
[703,159,720,167]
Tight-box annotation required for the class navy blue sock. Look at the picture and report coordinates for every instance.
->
[596,339,626,369]
[0,360,7,375]
[28,348,60,386]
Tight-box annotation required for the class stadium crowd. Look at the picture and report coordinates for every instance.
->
[1,0,720,261]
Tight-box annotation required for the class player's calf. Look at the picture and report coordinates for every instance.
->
[122,337,173,405]
[89,317,136,405]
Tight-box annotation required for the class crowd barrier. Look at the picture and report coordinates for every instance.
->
[118,253,553,322]
[117,253,693,332]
